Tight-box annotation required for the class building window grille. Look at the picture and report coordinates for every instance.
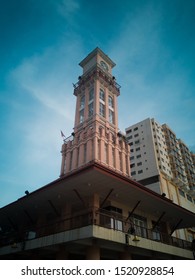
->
[108,95,114,108]
[76,147,79,167]
[105,144,108,164]
[89,88,94,102]
[80,95,85,109]
[126,155,129,174]
[109,109,114,124]
[98,140,101,160]
[99,102,105,117]
[179,189,185,197]
[70,151,73,170]
[88,102,94,117]
[79,109,84,123]
[132,214,147,238]
[119,152,122,170]
[99,88,105,101]
[187,195,193,202]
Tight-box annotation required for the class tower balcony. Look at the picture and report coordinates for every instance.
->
[73,65,121,97]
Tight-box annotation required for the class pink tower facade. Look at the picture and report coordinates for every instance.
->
[60,48,130,177]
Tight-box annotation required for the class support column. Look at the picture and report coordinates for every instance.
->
[87,139,92,162]
[78,144,84,167]
[88,193,100,225]
[126,144,131,176]
[100,129,105,163]
[108,133,113,167]
[72,147,78,170]
[65,150,71,172]
[94,136,99,161]
[115,137,120,171]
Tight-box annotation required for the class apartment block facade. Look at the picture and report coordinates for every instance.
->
[125,118,195,241]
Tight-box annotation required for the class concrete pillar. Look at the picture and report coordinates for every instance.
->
[88,193,100,208]
[78,144,84,167]
[100,128,105,163]
[113,93,118,127]
[94,136,99,161]
[105,88,108,121]
[65,150,71,172]
[71,147,78,170]
[74,91,81,129]
[87,138,92,162]
[126,145,131,176]
[86,245,100,260]
[108,134,113,167]
[88,193,100,224]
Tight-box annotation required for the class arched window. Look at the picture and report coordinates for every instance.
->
[79,109,84,123]
[105,144,108,164]
[89,88,94,102]
[99,103,105,117]
[108,95,114,108]
[108,95,114,124]
[109,109,114,124]
[80,95,85,109]
[99,89,105,101]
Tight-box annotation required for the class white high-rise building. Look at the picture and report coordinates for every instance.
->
[126,118,173,193]
[126,118,195,241]
[125,118,195,204]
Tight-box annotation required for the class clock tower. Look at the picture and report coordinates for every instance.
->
[60,47,130,177]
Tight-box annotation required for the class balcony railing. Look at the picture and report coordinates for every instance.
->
[0,208,193,252]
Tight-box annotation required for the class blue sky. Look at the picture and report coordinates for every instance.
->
[0,0,195,207]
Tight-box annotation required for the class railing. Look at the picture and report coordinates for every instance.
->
[73,65,121,95]
[0,208,192,251]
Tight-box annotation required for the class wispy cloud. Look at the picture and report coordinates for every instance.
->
[1,40,84,205]
[109,3,195,147]
[57,0,80,23]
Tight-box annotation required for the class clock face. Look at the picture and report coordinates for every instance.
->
[100,60,108,71]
